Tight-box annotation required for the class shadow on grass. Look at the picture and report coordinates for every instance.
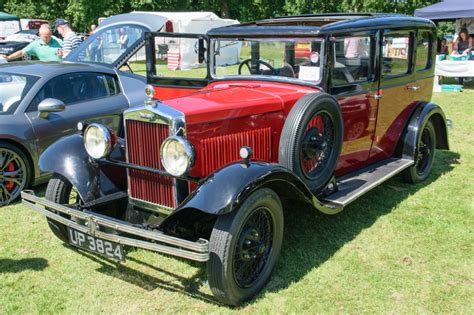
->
[71,247,220,305]
[0,258,48,273]
[58,150,460,307]
[254,150,460,302]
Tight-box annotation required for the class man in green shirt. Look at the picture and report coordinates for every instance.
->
[0,24,62,62]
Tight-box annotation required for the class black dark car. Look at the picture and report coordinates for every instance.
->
[0,29,39,60]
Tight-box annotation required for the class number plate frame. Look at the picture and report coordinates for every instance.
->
[67,227,125,262]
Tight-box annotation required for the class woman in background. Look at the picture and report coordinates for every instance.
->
[451,29,472,85]
[452,28,472,57]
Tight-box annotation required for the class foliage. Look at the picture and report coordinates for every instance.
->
[438,22,456,38]
[3,0,444,32]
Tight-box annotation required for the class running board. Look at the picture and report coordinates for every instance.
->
[321,158,414,208]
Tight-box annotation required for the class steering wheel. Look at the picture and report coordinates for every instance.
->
[238,58,277,75]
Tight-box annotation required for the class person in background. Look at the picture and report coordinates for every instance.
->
[118,27,129,50]
[0,24,62,62]
[90,24,97,35]
[452,28,472,57]
[451,28,473,85]
[438,38,449,56]
[55,18,82,58]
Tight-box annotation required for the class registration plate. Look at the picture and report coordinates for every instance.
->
[68,227,125,262]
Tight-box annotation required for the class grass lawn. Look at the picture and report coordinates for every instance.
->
[1,85,473,313]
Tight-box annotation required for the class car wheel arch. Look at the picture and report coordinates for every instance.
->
[159,163,320,236]
[395,102,449,160]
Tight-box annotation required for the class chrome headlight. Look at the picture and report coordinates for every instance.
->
[160,136,194,176]
[84,123,114,159]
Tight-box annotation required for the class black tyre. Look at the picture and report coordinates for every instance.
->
[403,120,436,183]
[279,93,343,193]
[45,174,83,242]
[0,141,31,206]
[207,188,284,306]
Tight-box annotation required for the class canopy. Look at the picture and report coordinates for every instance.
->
[414,0,474,21]
[0,12,19,21]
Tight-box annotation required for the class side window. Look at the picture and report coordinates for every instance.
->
[382,32,413,77]
[28,73,118,112]
[332,36,372,86]
[415,31,432,71]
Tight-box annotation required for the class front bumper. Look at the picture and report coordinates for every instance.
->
[21,191,209,262]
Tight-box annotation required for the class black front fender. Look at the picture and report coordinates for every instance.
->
[164,161,333,223]
[39,134,126,202]
[39,135,100,202]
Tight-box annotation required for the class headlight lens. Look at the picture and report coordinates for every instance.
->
[160,136,194,176]
[84,124,114,159]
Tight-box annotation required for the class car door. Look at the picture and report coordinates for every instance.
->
[329,32,378,174]
[369,29,417,162]
[25,71,128,158]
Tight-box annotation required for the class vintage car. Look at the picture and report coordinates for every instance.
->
[22,14,449,305]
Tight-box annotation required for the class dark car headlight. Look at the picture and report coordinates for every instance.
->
[83,123,114,159]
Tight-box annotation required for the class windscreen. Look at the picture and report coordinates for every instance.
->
[212,38,324,83]
[0,73,39,114]
[150,35,208,79]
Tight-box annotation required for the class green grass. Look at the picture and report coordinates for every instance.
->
[1,87,473,313]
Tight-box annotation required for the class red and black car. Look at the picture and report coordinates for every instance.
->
[23,13,449,305]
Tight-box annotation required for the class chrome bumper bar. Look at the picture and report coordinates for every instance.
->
[21,191,209,262]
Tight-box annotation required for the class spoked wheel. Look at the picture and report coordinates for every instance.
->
[403,120,436,183]
[300,112,335,180]
[279,93,343,193]
[45,174,84,242]
[207,188,283,306]
[0,143,30,206]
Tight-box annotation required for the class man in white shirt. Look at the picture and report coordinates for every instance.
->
[55,18,82,58]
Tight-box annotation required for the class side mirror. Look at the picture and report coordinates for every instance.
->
[38,98,65,119]
[198,38,206,63]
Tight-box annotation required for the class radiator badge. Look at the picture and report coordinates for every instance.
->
[139,112,155,120]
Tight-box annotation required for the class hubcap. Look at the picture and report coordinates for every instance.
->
[300,112,335,178]
[0,148,27,206]
[233,207,273,288]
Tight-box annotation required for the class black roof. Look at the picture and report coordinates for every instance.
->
[207,14,435,37]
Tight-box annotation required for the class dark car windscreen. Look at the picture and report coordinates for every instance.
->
[0,73,39,114]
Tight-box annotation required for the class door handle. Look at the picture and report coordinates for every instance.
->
[406,85,420,91]
[368,93,383,100]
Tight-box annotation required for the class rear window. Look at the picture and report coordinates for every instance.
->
[382,32,413,77]
[415,31,432,71]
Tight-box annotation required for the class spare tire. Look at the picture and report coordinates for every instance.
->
[279,93,343,193]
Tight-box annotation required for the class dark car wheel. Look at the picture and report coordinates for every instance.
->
[45,174,83,242]
[207,188,284,306]
[403,120,436,183]
[0,142,31,207]
[279,93,344,193]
